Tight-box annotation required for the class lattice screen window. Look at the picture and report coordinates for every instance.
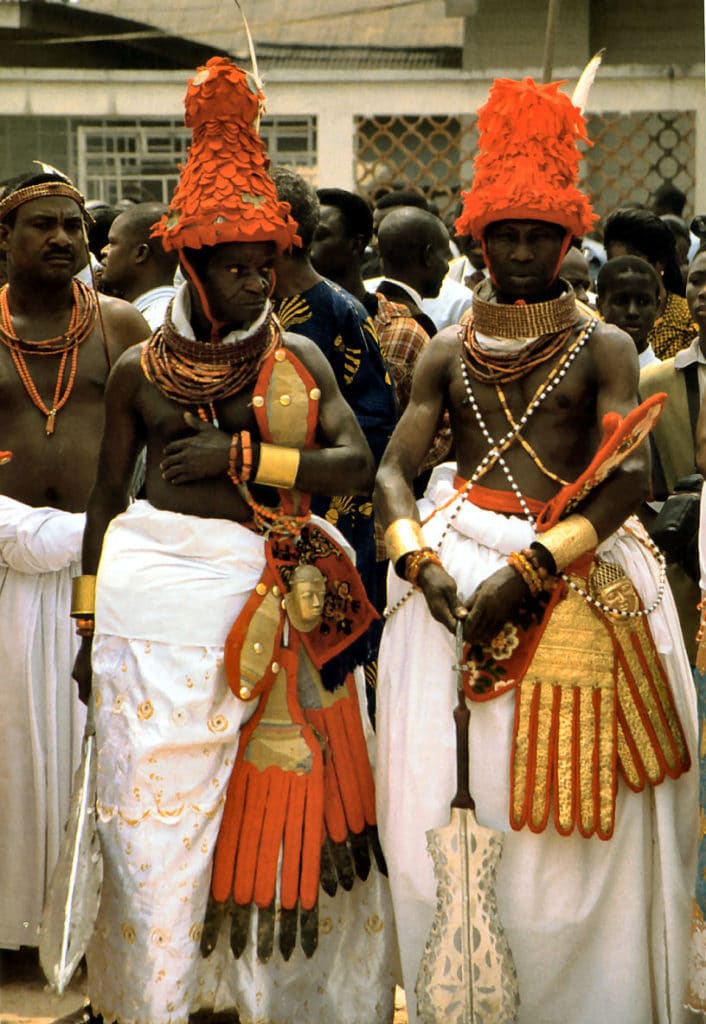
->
[583,111,696,221]
[355,113,477,223]
[355,109,696,232]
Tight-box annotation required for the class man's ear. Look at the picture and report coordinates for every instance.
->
[352,234,368,259]
[134,242,150,265]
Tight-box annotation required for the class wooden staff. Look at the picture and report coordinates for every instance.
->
[542,0,561,83]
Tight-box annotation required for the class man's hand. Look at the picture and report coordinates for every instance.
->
[160,411,230,485]
[72,637,93,705]
[462,565,528,646]
[417,561,468,633]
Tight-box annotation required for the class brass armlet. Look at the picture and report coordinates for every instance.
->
[384,517,426,568]
[254,443,300,490]
[71,574,97,618]
[533,514,599,572]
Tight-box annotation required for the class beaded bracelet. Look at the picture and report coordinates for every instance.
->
[228,430,253,485]
[508,548,556,597]
[240,431,253,483]
[404,547,443,588]
[228,434,240,484]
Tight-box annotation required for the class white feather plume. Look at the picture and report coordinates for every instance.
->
[233,1,265,130]
[32,159,70,179]
[571,49,605,114]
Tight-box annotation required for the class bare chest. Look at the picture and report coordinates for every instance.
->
[448,342,597,492]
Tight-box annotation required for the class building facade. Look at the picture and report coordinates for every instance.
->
[1,0,704,227]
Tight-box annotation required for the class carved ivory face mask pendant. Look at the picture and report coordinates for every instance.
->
[283,564,327,633]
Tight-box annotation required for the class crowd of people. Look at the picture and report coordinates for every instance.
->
[2,52,706,1024]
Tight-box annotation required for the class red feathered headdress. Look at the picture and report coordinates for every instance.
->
[456,77,597,240]
[153,57,300,254]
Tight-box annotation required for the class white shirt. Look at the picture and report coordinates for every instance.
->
[422,275,474,330]
[75,252,102,287]
[364,273,475,332]
[638,345,660,370]
[673,333,706,404]
[134,285,178,332]
[365,276,425,310]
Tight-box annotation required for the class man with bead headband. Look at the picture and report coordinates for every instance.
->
[72,57,397,1024]
[375,77,698,1023]
[0,168,149,954]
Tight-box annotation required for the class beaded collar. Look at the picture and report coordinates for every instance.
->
[142,307,279,406]
[472,279,579,339]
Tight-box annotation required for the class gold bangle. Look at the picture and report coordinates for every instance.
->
[254,443,300,490]
[71,574,97,617]
[535,514,598,571]
[383,517,425,565]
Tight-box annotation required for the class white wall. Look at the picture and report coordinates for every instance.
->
[2,63,704,211]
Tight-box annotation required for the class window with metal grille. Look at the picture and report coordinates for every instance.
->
[76,116,318,204]
[355,110,697,231]
[0,114,317,202]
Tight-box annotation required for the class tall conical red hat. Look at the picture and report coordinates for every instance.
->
[153,57,300,253]
[456,77,597,240]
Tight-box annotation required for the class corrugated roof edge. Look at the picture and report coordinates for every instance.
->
[235,43,462,70]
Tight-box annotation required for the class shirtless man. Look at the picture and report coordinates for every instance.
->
[74,238,376,556]
[0,170,148,954]
[375,77,698,1024]
[0,172,149,510]
[72,56,397,1024]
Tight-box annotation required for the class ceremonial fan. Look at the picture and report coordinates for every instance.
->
[415,623,520,1023]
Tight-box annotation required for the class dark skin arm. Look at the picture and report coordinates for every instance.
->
[73,345,146,702]
[375,322,650,644]
[158,332,375,496]
[96,293,151,362]
[374,329,468,628]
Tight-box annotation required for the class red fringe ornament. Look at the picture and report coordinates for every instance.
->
[152,57,300,255]
[456,77,597,240]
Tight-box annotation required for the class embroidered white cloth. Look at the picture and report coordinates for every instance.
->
[87,500,398,1024]
[0,495,86,948]
[377,464,699,1024]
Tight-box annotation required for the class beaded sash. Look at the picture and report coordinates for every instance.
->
[203,338,383,961]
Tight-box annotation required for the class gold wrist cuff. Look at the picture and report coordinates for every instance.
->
[384,517,425,565]
[254,443,300,490]
[535,514,599,571]
[71,575,97,618]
